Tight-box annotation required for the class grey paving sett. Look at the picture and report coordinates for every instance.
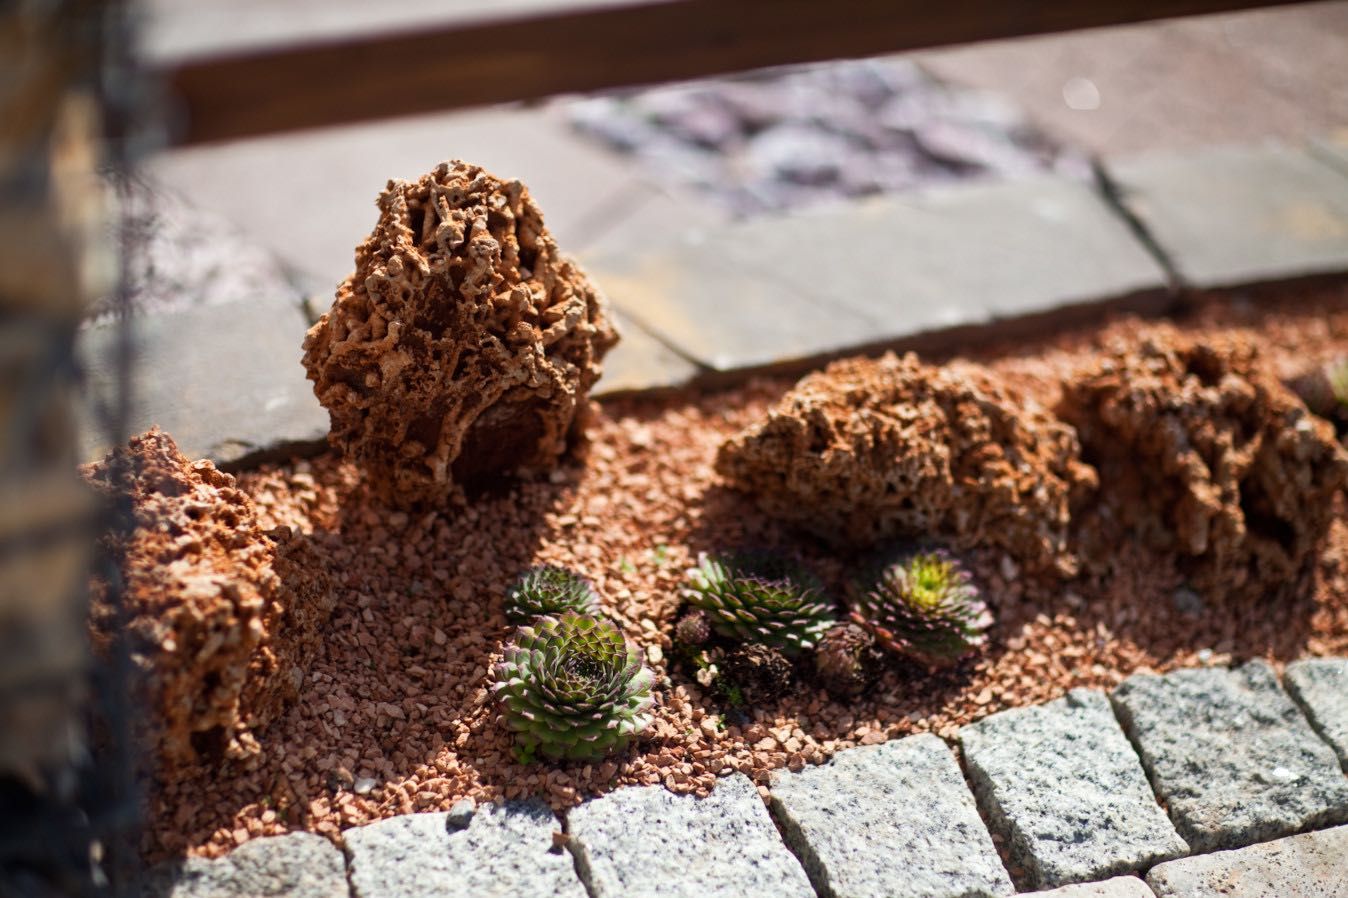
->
[768,732,1014,898]
[1111,660,1348,852]
[565,772,814,898]
[959,689,1188,888]
[141,831,347,898]
[344,801,586,898]
[1284,657,1348,771]
[1019,878,1156,898]
[1147,824,1348,898]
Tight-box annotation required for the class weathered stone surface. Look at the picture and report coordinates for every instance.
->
[1285,657,1348,770]
[768,733,1014,898]
[83,430,333,773]
[717,351,1096,575]
[1109,143,1348,288]
[589,173,1167,374]
[724,174,1167,337]
[1147,824,1348,898]
[76,293,329,467]
[584,234,879,372]
[1060,324,1348,602]
[566,772,814,898]
[1020,878,1156,898]
[141,832,346,898]
[593,309,699,396]
[302,160,618,508]
[344,802,585,898]
[960,689,1187,889]
[1111,660,1348,852]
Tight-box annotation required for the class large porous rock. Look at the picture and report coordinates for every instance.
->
[1060,326,1348,601]
[302,160,618,507]
[83,429,333,775]
[717,352,1096,576]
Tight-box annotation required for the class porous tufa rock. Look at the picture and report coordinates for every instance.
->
[1060,326,1348,601]
[716,352,1096,576]
[302,160,618,507]
[83,429,334,775]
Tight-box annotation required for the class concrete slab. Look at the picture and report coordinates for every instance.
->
[1108,143,1348,288]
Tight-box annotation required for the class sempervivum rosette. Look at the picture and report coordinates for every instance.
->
[493,612,654,763]
[850,548,992,669]
[683,552,836,655]
[813,622,883,698]
[504,564,601,623]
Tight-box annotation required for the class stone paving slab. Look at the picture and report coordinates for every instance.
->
[768,732,1015,898]
[344,801,586,898]
[584,233,880,373]
[959,689,1187,889]
[1310,129,1348,179]
[141,831,346,898]
[565,772,814,898]
[1146,823,1348,898]
[1107,143,1348,289]
[1111,660,1348,853]
[76,294,328,468]
[594,309,700,396]
[586,173,1168,374]
[1284,658,1348,771]
[1020,877,1156,898]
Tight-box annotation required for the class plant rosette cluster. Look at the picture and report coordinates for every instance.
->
[1288,355,1348,437]
[848,546,993,670]
[675,551,848,705]
[493,567,654,764]
[503,564,601,623]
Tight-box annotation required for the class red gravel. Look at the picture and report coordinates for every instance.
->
[143,279,1348,860]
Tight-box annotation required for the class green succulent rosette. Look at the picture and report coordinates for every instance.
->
[504,565,601,623]
[493,612,654,763]
[682,552,836,655]
[849,547,992,668]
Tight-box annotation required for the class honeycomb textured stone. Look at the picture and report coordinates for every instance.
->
[716,352,1095,575]
[84,428,333,774]
[1061,326,1348,600]
[302,160,618,507]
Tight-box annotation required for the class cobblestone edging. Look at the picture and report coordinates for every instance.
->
[145,656,1348,898]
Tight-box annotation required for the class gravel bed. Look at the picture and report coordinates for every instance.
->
[143,280,1348,860]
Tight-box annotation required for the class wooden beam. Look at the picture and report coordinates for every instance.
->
[158,0,1312,147]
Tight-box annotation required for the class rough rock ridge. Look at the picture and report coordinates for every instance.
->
[83,429,332,774]
[1060,326,1348,600]
[716,352,1095,575]
[302,160,618,508]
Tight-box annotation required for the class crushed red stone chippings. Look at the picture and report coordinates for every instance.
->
[145,280,1348,861]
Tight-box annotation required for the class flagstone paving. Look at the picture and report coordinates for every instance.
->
[1107,143,1348,290]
